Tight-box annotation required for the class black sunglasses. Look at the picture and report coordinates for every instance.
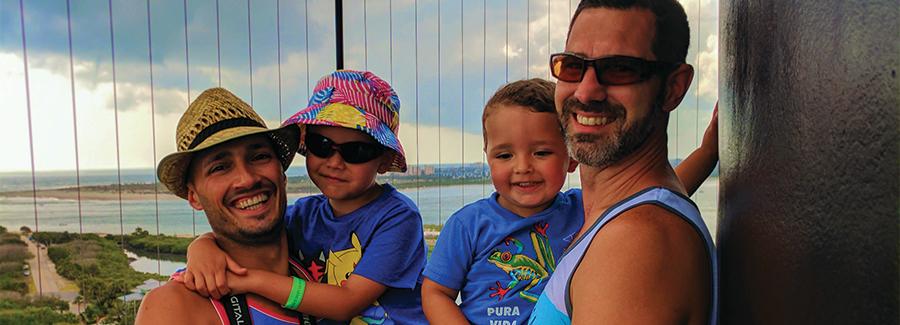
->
[303,132,385,164]
[550,52,679,85]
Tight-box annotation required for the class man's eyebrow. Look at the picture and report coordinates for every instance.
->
[201,151,231,166]
[246,141,273,151]
[565,50,589,57]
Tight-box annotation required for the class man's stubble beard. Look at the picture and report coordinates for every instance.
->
[560,95,663,170]
[204,191,286,247]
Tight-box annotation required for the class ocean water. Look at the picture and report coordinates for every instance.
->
[1,170,718,277]
[0,169,719,238]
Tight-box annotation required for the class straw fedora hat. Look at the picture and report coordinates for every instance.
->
[157,87,300,199]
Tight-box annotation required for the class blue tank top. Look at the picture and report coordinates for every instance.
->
[528,187,719,325]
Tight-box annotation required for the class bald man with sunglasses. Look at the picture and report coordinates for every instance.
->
[529,1,720,324]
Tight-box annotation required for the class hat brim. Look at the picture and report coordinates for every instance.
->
[157,124,300,199]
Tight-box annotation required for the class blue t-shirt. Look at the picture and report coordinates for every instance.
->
[284,184,428,324]
[423,189,583,325]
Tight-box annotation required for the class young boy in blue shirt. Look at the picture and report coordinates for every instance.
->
[421,79,718,324]
[182,70,427,324]
[422,79,582,325]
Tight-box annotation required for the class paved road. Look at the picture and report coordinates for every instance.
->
[23,235,82,313]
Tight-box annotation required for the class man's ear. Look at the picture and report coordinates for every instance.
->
[660,64,695,113]
[567,157,579,173]
[186,184,204,211]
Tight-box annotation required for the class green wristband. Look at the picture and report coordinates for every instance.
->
[283,276,306,310]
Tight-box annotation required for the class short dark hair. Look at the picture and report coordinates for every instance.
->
[482,78,561,147]
[568,0,690,63]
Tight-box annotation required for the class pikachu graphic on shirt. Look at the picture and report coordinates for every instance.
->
[326,233,390,324]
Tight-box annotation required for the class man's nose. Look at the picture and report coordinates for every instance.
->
[233,162,261,188]
[573,66,608,104]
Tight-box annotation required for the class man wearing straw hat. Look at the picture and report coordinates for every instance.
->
[136,87,309,324]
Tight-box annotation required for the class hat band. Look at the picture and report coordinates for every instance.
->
[188,117,265,150]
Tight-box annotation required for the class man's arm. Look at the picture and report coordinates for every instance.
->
[675,104,718,196]
[136,282,215,325]
[422,277,469,324]
[569,205,711,325]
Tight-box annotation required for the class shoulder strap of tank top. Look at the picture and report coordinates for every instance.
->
[220,294,253,325]
[216,259,320,325]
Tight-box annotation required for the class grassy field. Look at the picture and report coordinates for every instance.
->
[0,226,77,324]
[32,231,164,324]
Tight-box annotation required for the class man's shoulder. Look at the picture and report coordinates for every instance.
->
[602,203,702,247]
[136,281,218,324]
[582,203,707,274]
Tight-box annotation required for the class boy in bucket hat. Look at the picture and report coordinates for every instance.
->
[136,87,311,324]
[185,70,428,324]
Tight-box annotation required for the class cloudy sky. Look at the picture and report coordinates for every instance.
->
[0,0,718,173]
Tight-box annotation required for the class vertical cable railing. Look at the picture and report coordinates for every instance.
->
[17,0,42,297]
[247,0,254,106]
[388,0,395,187]
[304,0,312,196]
[216,0,222,86]
[460,0,465,209]
[482,0,488,198]
[695,0,703,159]
[2,1,720,317]
[64,0,85,313]
[363,0,368,70]
[64,0,84,237]
[145,0,163,280]
[277,0,283,121]
[437,0,442,226]
[105,0,129,318]
[506,0,509,82]
[183,0,197,237]
[414,0,420,206]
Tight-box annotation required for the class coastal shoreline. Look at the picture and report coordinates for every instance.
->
[0,178,490,201]
[0,189,318,201]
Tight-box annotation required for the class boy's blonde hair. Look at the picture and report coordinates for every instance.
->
[482,78,562,148]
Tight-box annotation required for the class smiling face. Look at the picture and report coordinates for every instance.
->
[186,134,286,245]
[304,125,391,210]
[557,8,667,169]
[485,105,577,217]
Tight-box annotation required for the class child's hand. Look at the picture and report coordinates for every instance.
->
[182,233,247,299]
[224,269,258,295]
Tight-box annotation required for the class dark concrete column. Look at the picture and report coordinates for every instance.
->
[718,1,899,324]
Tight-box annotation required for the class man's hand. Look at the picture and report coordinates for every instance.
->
[674,102,719,196]
[700,103,719,156]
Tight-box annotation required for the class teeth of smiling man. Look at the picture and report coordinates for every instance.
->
[514,182,539,187]
[576,114,610,126]
[235,193,269,210]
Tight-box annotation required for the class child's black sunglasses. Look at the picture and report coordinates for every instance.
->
[550,52,680,85]
[303,132,385,164]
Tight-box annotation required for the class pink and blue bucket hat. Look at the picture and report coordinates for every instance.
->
[282,70,407,172]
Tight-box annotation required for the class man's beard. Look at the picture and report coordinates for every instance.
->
[560,97,661,169]
[205,194,285,246]
[224,216,284,246]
